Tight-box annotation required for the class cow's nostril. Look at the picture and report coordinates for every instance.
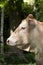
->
[8,40,9,43]
[6,40,9,44]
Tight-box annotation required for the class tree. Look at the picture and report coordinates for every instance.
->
[0,1,5,55]
[0,0,8,55]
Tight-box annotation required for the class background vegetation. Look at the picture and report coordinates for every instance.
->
[0,0,43,65]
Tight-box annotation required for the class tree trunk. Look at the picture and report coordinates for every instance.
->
[1,7,4,55]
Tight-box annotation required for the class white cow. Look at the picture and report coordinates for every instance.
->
[6,14,43,65]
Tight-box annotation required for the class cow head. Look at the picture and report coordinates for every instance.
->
[6,14,38,52]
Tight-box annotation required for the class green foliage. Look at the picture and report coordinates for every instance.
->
[40,0,43,21]
[4,44,9,52]
[0,0,7,7]
[21,2,34,18]
[0,54,4,65]
[25,52,35,63]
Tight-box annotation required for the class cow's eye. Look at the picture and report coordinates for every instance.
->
[21,27,25,30]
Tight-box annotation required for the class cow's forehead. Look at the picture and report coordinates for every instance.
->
[19,20,28,27]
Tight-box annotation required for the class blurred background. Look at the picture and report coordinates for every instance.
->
[0,0,43,65]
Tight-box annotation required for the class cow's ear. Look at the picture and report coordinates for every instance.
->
[28,14,34,19]
[10,29,13,34]
[26,14,34,20]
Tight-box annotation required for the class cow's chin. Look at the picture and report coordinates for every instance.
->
[15,43,31,52]
[16,45,30,52]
